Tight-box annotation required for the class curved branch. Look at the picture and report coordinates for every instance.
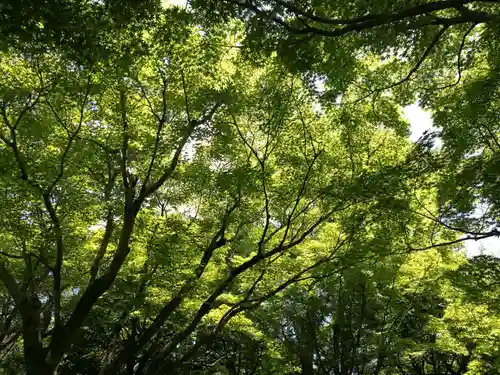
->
[353,25,449,102]
[228,0,499,37]
[407,230,499,252]
[434,23,478,90]
[274,0,499,27]
[140,101,221,200]
[225,0,499,41]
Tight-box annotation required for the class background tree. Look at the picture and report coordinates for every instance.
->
[1,1,500,375]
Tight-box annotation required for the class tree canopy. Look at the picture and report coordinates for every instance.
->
[1,1,500,374]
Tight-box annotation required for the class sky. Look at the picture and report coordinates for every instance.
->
[404,103,435,143]
[165,0,186,6]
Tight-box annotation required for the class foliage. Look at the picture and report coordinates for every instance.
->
[0,1,500,375]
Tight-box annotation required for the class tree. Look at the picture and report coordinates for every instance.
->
[192,0,499,98]
[193,0,500,241]
[238,249,500,375]
[1,1,500,375]
[0,6,435,374]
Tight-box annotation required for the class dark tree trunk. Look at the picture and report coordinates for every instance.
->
[21,296,52,375]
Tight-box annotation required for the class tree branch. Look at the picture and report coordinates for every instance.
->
[140,102,222,200]
[46,196,140,368]
[232,116,270,255]
[181,70,192,124]
[120,89,131,191]
[276,0,498,27]
[42,193,64,330]
[434,23,478,90]
[141,104,167,193]
[103,201,239,374]
[0,263,23,308]
[407,230,500,252]
[143,203,345,372]
[172,235,350,368]
[46,74,92,194]
[0,103,39,189]
[280,151,321,247]
[228,0,499,37]
[353,25,449,102]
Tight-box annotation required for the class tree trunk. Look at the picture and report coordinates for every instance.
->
[21,296,52,375]
[299,345,314,375]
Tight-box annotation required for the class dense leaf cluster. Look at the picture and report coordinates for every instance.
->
[1,1,500,374]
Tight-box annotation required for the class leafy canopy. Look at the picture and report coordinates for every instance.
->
[1,1,500,375]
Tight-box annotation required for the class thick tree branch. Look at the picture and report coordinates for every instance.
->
[407,231,500,252]
[0,250,25,260]
[172,235,350,369]
[276,0,499,27]
[143,203,345,372]
[41,194,64,330]
[228,0,499,37]
[104,201,239,374]
[0,263,23,308]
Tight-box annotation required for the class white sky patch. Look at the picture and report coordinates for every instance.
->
[311,78,327,115]
[183,139,197,161]
[466,236,500,257]
[182,121,213,161]
[88,221,106,231]
[209,158,231,172]
[464,204,500,257]
[314,77,326,94]
[403,103,441,148]
[178,204,197,218]
[164,0,186,7]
